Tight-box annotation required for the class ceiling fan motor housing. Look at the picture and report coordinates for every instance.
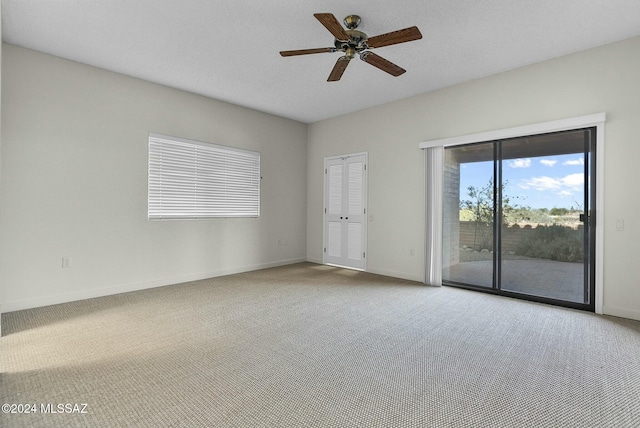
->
[334,23,368,58]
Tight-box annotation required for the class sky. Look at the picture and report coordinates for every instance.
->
[459,153,589,210]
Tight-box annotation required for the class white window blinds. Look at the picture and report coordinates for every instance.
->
[148,134,260,219]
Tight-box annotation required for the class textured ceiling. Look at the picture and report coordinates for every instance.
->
[3,0,640,123]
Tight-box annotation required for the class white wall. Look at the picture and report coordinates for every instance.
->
[307,36,640,321]
[0,44,307,312]
[0,3,3,336]
[3,36,640,322]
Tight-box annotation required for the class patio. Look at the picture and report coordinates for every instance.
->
[445,252,585,303]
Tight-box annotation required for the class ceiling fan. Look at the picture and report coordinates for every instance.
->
[280,13,423,82]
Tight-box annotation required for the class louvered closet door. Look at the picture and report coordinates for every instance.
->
[324,154,367,270]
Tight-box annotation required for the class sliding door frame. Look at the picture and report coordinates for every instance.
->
[419,113,605,314]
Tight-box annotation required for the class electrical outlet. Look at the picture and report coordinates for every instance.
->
[409,248,415,256]
[62,257,71,268]
[615,219,625,231]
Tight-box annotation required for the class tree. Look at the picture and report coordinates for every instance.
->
[460,178,494,251]
[460,178,525,250]
[550,207,569,216]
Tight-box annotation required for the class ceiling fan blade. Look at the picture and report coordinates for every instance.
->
[366,26,422,49]
[280,47,335,57]
[328,57,350,82]
[314,13,350,41]
[360,52,406,76]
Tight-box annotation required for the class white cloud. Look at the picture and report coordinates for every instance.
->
[561,173,584,187]
[563,157,584,166]
[540,159,557,167]
[508,158,531,168]
[521,176,561,190]
[520,173,584,192]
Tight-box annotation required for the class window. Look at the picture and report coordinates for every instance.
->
[148,134,260,219]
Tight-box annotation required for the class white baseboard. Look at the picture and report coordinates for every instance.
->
[307,258,423,283]
[365,267,423,283]
[602,305,640,322]
[1,258,306,314]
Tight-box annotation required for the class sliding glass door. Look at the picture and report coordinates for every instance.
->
[443,128,595,311]
[443,142,495,289]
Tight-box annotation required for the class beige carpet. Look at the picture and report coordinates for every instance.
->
[1,262,639,427]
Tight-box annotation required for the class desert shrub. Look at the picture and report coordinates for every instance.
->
[516,225,584,262]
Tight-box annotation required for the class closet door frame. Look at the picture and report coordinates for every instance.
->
[323,152,368,270]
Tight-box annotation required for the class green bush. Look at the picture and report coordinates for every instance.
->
[516,225,584,262]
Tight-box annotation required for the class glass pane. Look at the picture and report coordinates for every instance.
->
[500,130,588,303]
[443,142,495,288]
